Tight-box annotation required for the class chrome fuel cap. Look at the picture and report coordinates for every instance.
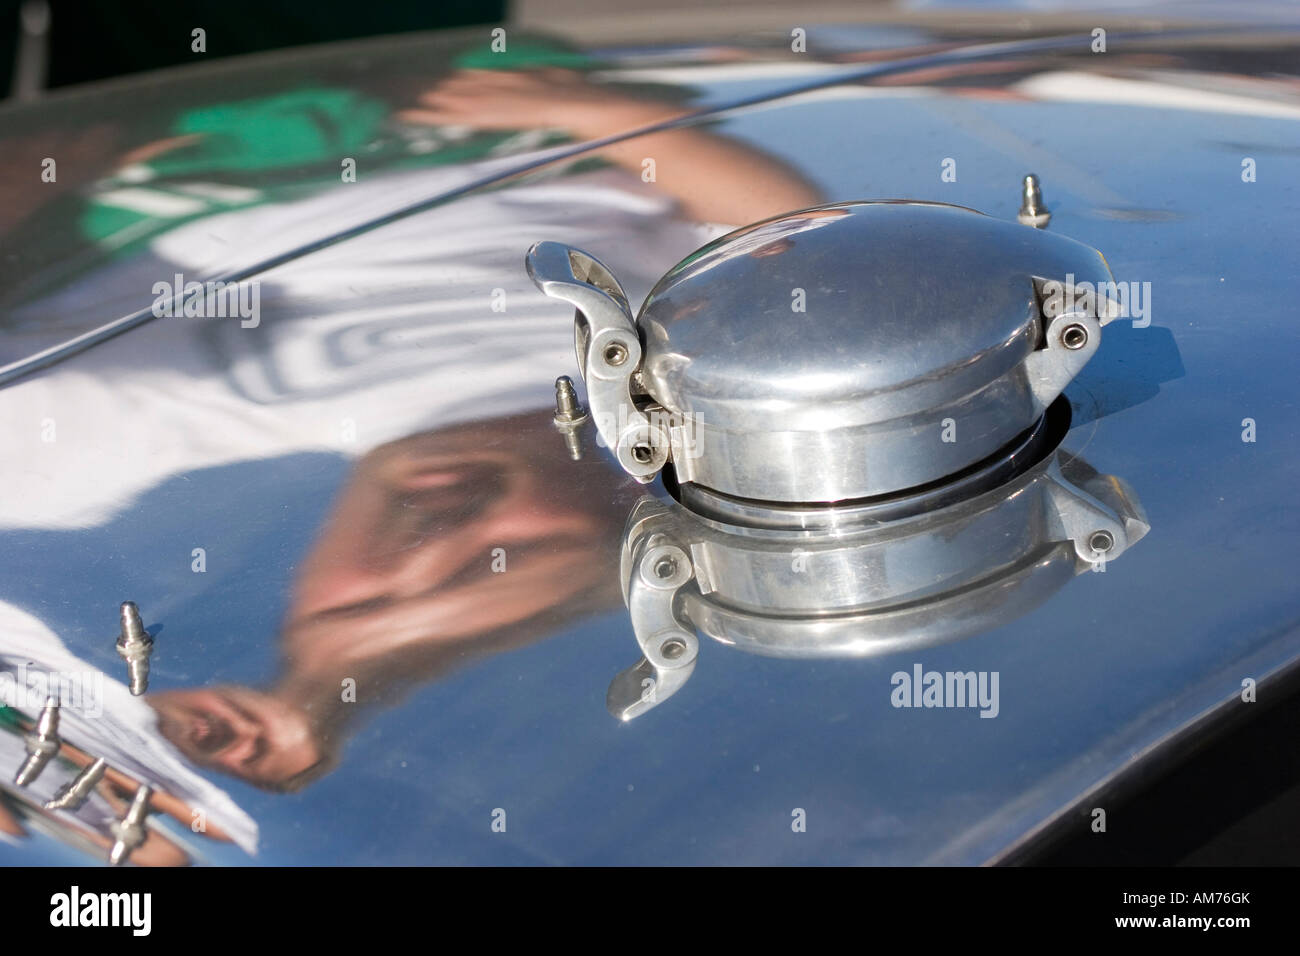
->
[527,200,1120,504]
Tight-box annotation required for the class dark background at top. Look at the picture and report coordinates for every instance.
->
[0,0,507,98]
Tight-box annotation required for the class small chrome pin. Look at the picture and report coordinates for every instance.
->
[553,375,588,461]
[1017,173,1051,228]
[108,785,151,866]
[14,697,60,787]
[45,757,108,811]
[115,602,153,696]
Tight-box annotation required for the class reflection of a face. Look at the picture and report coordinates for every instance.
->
[284,422,620,676]
[149,410,635,792]
[149,686,320,790]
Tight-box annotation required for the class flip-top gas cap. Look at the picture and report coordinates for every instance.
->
[527,200,1121,506]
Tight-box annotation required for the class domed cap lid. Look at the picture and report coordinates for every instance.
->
[527,200,1119,504]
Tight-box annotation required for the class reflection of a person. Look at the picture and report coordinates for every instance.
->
[149,411,641,790]
[0,63,820,820]
[1,64,821,529]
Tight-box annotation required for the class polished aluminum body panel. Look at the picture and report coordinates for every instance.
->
[0,18,1297,865]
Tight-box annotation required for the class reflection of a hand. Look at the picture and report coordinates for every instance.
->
[397,68,680,137]
[0,125,120,238]
[399,67,821,224]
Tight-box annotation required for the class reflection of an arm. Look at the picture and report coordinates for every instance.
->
[397,67,822,226]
